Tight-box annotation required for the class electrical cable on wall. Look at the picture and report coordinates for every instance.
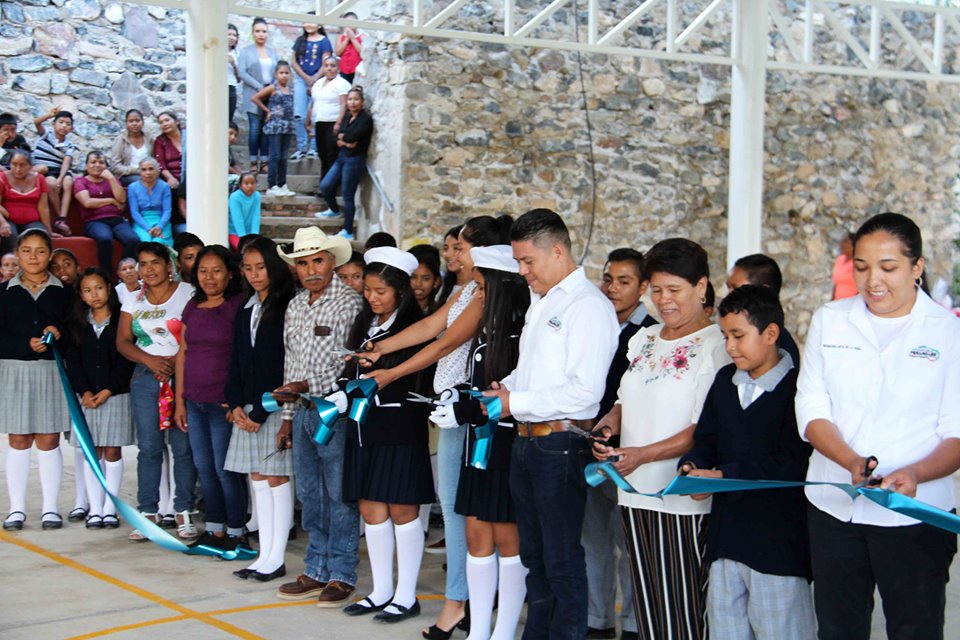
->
[572,1,598,266]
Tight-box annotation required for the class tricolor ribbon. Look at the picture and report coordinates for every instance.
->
[260,392,341,446]
[43,333,255,560]
[467,391,501,470]
[584,460,960,536]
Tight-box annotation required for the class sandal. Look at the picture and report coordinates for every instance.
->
[52,217,72,237]
[85,514,104,529]
[3,511,26,531]
[68,507,89,522]
[41,512,63,530]
[176,510,198,540]
[128,513,158,541]
[102,514,120,529]
[159,513,176,529]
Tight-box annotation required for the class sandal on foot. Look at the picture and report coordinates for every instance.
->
[102,514,120,529]
[128,513,158,541]
[41,512,63,530]
[176,511,198,540]
[68,507,89,522]
[85,515,104,529]
[3,511,26,531]
[159,513,176,529]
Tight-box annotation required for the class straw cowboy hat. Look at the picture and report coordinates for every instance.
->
[278,226,352,267]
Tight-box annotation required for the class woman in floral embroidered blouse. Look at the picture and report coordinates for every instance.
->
[593,238,730,640]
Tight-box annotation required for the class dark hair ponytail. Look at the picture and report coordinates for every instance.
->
[462,215,513,248]
[473,267,529,385]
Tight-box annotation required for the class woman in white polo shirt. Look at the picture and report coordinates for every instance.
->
[796,212,960,640]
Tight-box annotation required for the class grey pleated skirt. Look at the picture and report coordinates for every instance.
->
[224,412,294,477]
[0,359,69,434]
[69,393,135,447]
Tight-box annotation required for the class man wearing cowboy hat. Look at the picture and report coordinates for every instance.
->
[272,227,364,607]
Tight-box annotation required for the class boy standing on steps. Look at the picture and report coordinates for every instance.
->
[679,285,815,640]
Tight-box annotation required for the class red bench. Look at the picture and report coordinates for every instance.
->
[51,201,124,273]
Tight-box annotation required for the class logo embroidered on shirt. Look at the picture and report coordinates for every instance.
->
[547,316,562,331]
[909,345,940,361]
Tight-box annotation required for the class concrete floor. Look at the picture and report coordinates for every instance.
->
[1,440,959,639]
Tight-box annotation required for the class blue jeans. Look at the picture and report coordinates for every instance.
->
[267,133,293,188]
[247,111,268,162]
[319,152,365,233]
[293,409,359,586]
[582,480,637,632]
[130,365,196,514]
[84,216,139,272]
[511,432,589,640]
[438,424,468,600]
[185,400,247,535]
[293,74,310,154]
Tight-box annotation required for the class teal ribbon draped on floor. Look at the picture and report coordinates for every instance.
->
[43,333,255,560]
[584,460,960,535]
[466,391,501,470]
[260,392,341,445]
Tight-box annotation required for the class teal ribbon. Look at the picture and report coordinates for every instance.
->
[259,392,341,445]
[467,391,501,470]
[42,333,255,560]
[345,378,378,426]
[584,461,960,535]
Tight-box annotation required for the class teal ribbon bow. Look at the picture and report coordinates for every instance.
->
[260,392,341,446]
[345,378,378,426]
[42,333,255,560]
[467,391,501,470]
[584,460,960,536]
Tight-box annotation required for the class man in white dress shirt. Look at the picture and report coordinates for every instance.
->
[485,209,619,639]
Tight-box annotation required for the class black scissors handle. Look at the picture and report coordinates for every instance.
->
[856,455,881,488]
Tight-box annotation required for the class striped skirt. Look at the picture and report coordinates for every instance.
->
[70,393,135,447]
[622,507,709,640]
[224,412,294,477]
[0,359,69,434]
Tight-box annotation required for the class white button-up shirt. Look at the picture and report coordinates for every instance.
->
[501,267,618,422]
[796,291,960,526]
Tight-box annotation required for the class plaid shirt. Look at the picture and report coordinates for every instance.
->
[282,275,362,421]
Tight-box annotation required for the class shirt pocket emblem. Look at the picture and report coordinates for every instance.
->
[908,345,940,362]
[547,316,562,331]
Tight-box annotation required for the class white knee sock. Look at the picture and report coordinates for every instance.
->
[466,553,499,640]
[389,519,424,610]
[261,482,292,574]
[158,450,172,515]
[37,447,63,518]
[73,447,89,510]
[490,555,529,640]
[5,448,30,519]
[363,519,395,606]
[83,460,106,518]
[245,476,258,532]
[103,460,123,517]
[247,479,272,572]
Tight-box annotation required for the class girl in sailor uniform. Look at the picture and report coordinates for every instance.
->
[340,247,435,623]
[430,244,531,640]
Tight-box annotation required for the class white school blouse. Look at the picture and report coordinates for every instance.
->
[796,292,960,526]
[500,267,618,422]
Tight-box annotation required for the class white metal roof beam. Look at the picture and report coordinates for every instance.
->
[597,0,661,46]
[674,0,728,51]
[513,0,572,39]
[814,0,874,70]
[323,0,364,19]
[880,6,936,74]
[424,0,472,30]
[769,1,803,62]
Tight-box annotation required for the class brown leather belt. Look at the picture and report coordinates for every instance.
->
[516,419,595,438]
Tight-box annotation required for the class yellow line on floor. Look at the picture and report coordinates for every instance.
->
[0,531,263,640]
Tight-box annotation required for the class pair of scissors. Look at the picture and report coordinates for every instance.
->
[262,434,291,462]
[333,347,365,359]
[407,388,458,406]
[853,455,882,488]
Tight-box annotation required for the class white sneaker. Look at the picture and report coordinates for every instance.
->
[289,150,305,161]
[266,186,281,196]
[306,149,318,159]
[279,184,296,196]
[314,209,337,218]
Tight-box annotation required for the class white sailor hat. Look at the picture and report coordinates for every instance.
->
[364,246,419,276]
[470,244,519,273]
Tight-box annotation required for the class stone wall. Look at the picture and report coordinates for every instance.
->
[362,1,960,339]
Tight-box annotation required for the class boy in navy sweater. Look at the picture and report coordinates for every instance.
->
[679,285,815,639]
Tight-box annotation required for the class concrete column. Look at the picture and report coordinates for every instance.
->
[726,0,768,268]
[185,0,229,245]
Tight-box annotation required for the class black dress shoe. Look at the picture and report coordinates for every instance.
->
[586,627,617,639]
[620,632,639,640]
[251,564,287,582]
[68,507,88,522]
[374,599,421,623]
[232,568,256,580]
[3,511,25,531]
[344,597,389,617]
[41,512,63,530]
